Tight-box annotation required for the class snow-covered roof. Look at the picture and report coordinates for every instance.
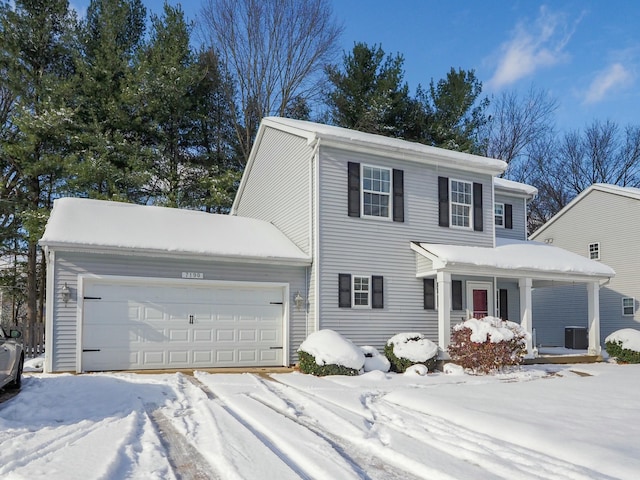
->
[531,183,640,239]
[40,198,311,265]
[412,238,614,280]
[494,177,538,199]
[259,117,507,175]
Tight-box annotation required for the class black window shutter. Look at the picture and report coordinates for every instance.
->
[348,162,360,217]
[438,176,449,227]
[392,169,404,222]
[499,289,509,320]
[473,182,483,232]
[339,274,352,308]
[452,280,463,310]
[423,278,435,310]
[505,204,513,229]
[372,276,384,309]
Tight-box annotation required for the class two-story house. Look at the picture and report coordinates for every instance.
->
[40,117,614,373]
[530,184,640,347]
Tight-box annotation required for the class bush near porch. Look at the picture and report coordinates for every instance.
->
[448,317,528,374]
[605,329,640,364]
[384,333,438,373]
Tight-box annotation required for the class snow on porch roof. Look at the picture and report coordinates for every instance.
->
[412,238,615,279]
[40,198,311,265]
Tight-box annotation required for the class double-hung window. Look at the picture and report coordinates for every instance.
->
[450,179,473,228]
[495,203,504,228]
[589,242,600,260]
[353,276,370,307]
[362,165,391,218]
[622,297,635,316]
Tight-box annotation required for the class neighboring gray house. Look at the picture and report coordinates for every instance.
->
[530,184,640,347]
[40,118,614,373]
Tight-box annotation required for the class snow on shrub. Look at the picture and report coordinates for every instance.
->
[297,329,364,376]
[605,328,640,364]
[360,346,391,373]
[384,332,438,373]
[404,364,428,376]
[447,316,528,374]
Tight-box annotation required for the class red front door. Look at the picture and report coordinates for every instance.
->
[472,289,489,319]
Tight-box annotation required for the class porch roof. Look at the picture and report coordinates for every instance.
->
[411,238,615,282]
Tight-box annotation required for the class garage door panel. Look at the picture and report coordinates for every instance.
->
[82,280,285,371]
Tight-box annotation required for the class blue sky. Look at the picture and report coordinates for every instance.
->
[71,1,640,133]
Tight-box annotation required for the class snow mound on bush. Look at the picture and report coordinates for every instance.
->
[443,363,465,375]
[404,364,428,376]
[454,316,529,343]
[298,329,365,370]
[605,329,640,352]
[360,346,391,372]
[386,332,438,362]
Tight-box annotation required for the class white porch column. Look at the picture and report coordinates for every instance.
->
[587,281,601,355]
[519,278,534,357]
[437,271,452,357]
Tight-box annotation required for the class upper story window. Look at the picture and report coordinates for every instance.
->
[362,165,391,218]
[348,162,404,222]
[495,203,504,228]
[438,176,483,232]
[623,297,635,316]
[589,242,600,260]
[450,179,473,228]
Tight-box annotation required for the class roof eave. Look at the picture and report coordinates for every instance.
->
[39,242,312,267]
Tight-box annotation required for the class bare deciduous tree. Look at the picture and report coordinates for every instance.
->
[485,87,558,170]
[199,0,342,163]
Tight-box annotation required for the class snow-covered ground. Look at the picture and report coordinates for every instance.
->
[1,363,638,480]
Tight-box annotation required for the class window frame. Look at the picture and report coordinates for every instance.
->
[352,275,371,308]
[449,178,473,230]
[622,297,635,316]
[494,202,505,228]
[588,242,600,260]
[360,164,392,220]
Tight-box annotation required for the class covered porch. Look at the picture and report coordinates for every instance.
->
[411,239,615,359]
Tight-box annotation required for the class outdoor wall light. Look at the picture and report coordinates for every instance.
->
[61,282,71,305]
[294,291,304,311]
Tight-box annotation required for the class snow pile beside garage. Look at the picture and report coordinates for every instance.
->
[40,198,310,263]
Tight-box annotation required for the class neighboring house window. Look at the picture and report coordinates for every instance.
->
[338,274,384,308]
[495,203,504,227]
[622,297,635,316]
[589,242,600,260]
[362,165,391,218]
[348,162,404,222]
[438,176,483,231]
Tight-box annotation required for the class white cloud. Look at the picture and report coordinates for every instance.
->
[488,6,579,90]
[583,63,633,104]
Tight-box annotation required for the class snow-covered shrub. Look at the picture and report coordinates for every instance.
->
[360,346,391,373]
[384,333,438,373]
[404,364,428,376]
[297,329,364,376]
[605,329,640,364]
[447,317,528,374]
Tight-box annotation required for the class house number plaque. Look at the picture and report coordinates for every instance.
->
[181,272,204,279]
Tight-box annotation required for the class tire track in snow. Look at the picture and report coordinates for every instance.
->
[270,376,617,480]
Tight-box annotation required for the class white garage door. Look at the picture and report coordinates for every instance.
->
[81,279,285,371]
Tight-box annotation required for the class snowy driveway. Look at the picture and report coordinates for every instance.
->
[1,364,638,479]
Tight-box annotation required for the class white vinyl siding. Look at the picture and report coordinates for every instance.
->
[49,251,307,373]
[317,146,494,350]
[532,188,640,345]
[234,127,313,255]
